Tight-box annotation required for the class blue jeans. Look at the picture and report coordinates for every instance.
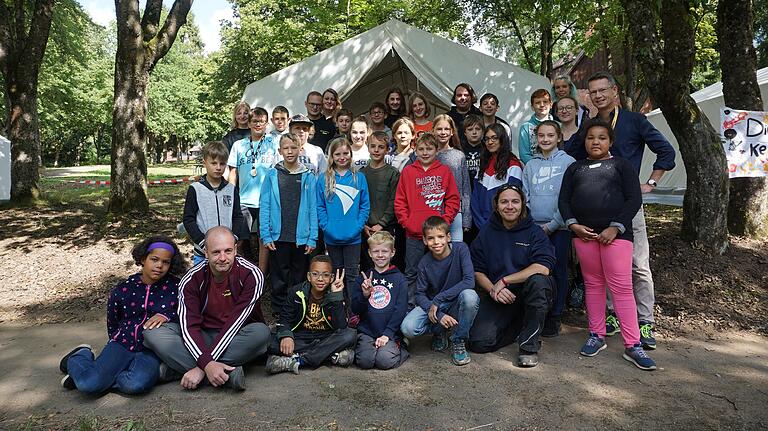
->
[67,341,159,395]
[400,289,480,343]
[449,215,463,242]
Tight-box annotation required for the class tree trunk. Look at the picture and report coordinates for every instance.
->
[717,0,768,237]
[539,20,552,77]
[109,0,193,214]
[622,0,729,253]
[0,0,55,202]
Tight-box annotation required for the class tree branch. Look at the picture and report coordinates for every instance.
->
[150,0,193,70]
[115,0,142,51]
[550,19,577,49]
[21,0,55,71]
[141,0,163,42]
[510,15,536,71]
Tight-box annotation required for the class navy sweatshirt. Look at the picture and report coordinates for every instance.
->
[558,157,642,242]
[568,109,676,174]
[415,242,475,321]
[350,266,408,340]
[471,213,555,290]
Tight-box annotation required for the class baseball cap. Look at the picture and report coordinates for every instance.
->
[289,114,314,127]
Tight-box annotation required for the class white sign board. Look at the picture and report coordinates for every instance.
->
[0,135,9,202]
[720,107,768,178]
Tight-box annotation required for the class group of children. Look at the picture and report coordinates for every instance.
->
[59,81,658,396]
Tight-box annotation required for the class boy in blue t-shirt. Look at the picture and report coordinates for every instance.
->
[350,231,409,369]
[400,216,479,366]
[227,107,279,271]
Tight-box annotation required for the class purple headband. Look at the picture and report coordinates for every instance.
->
[148,242,176,256]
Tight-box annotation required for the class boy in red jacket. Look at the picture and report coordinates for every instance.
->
[394,132,460,308]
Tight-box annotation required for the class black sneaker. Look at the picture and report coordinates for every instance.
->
[605,313,620,337]
[59,344,92,374]
[225,366,246,391]
[61,374,76,390]
[639,321,657,350]
[517,350,539,368]
[331,348,355,367]
[541,317,561,338]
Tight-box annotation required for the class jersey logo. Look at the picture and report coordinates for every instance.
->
[334,184,359,214]
[424,192,445,210]
[369,282,392,309]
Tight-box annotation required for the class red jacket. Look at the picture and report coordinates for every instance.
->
[394,159,460,239]
[178,256,264,369]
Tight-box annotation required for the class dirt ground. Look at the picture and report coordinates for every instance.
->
[1,185,767,430]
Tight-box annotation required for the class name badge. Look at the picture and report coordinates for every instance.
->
[589,163,602,169]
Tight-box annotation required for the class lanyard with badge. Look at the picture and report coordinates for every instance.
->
[249,137,264,177]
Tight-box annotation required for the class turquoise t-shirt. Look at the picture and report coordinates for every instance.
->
[227,134,279,208]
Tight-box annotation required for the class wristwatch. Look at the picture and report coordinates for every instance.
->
[646,179,658,187]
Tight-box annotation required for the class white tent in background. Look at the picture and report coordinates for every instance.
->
[643,67,768,205]
[241,19,551,150]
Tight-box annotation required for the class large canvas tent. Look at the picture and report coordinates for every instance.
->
[241,19,550,150]
[642,67,768,205]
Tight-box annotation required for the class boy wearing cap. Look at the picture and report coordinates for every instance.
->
[289,114,327,176]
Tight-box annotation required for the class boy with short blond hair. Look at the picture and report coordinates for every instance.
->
[399,216,478,366]
[351,232,409,369]
[183,141,248,265]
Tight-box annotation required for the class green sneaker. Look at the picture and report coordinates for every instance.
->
[431,332,449,352]
[605,313,620,336]
[639,321,657,350]
[451,340,471,366]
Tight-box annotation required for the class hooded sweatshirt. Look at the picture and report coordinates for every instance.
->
[317,169,370,245]
[471,213,555,291]
[470,155,524,229]
[259,161,318,247]
[183,175,249,256]
[436,148,472,230]
[350,265,408,340]
[517,113,554,164]
[522,149,576,233]
[394,159,461,240]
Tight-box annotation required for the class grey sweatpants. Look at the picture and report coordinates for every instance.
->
[143,322,270,375]
[355,333,409,370]
[607,206,656,323]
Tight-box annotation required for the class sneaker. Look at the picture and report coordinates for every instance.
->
[330,348,355,367]
[265,355,299,375]
[623,344,657,371]
[157,362,182,383]
[225,366,246,391]
[580,333,607,357]
[517,351,539,368]
[451,341,471,366]
[61,374,76,390]
[639,321,657,350]
[431,332,449,352]
[605,314,621,336]
[59,344,93,374]
[541,316,561,338]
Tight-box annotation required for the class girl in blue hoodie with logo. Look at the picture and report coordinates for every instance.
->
[59,236,185,395]
[523,120,576,337]
[318,137,371,310]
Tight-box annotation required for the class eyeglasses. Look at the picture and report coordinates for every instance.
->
[370,111,385,116]
[589,87,615,96]
[308,272,333,280]
[485,135,500,142]
[307,102,322,108]
[557,106,575,113]
[497,183,522,194]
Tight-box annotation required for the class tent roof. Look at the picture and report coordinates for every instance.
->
[641,67,768,205]
[241,19,550,149]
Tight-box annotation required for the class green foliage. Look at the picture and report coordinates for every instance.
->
[36,0,113,167]
[690,1,720,91]
[757,1,768,68]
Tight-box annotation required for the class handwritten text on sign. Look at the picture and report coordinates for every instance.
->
[721,108,768,178]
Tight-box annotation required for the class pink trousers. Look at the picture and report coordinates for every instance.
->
[573,238,640,347]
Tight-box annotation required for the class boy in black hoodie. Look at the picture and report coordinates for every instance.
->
[265,255,357,374]
[351,232,409,369]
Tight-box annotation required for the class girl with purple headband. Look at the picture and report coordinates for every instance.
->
[58,236,186,395]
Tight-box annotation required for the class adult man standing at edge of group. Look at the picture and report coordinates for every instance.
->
[144,226,270,391]
[584,71,676,350]
[306,91,337,153]
[446,83,482,147]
